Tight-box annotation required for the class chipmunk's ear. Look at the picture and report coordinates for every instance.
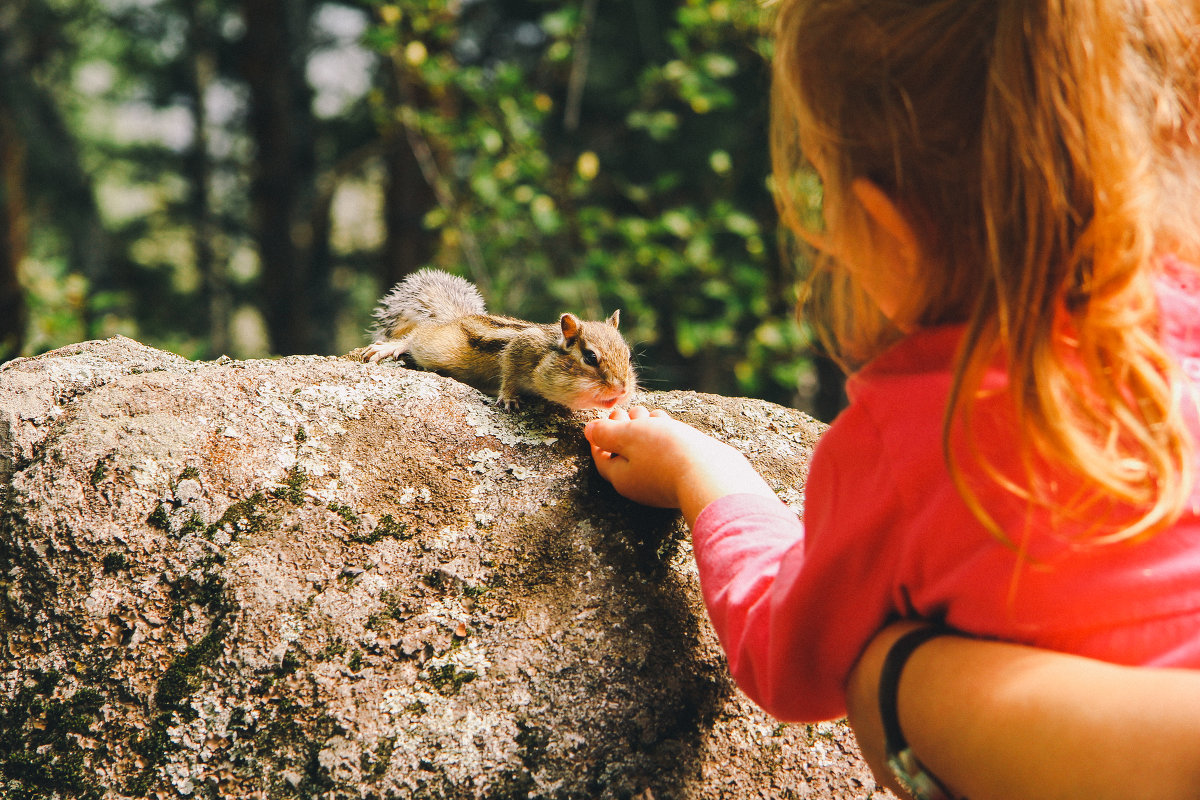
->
[606,309,620,329]
[559,313,581,345]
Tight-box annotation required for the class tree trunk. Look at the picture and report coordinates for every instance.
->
[380,69,435,292]
[240,0,327,355]
[0,13,30,361]
[185,0,229,358]
[0,114,27,363]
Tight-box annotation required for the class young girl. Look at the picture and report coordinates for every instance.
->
[585,0,1200,740]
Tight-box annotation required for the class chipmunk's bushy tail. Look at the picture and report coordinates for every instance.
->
[371,268,486,341]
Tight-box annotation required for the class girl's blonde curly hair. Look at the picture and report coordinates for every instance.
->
[771,0,1200,546]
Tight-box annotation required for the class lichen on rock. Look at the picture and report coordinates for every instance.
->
[0,336,887,799]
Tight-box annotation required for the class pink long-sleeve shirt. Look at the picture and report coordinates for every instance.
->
[694,258,1200,722]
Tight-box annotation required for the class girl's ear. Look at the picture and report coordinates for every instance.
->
[850,178,920,271]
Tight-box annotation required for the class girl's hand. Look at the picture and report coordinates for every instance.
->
[584,406,777,526]
[584,406,709,508]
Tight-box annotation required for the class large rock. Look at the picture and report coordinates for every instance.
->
[0,336,884,799]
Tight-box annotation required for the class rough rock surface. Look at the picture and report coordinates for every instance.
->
[0,336,891,800]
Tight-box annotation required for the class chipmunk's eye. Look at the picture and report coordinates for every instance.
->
[582,349,600,367]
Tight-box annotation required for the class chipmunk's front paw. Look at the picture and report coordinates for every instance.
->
[364,340,409,363]
[497,395,521,410]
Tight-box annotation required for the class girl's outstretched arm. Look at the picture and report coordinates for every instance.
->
[584,406,778,525]
[845,622,1200,800]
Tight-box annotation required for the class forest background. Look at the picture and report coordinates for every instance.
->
[0,0,845,421]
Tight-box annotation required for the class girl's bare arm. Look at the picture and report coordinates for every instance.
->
[845,622,1200,800]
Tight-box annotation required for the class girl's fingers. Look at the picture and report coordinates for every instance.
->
[606,406,631,422]
[586,407,674,482]
[584,418,620,455]
[586,408,651,454]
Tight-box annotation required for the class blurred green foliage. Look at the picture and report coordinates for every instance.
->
[368,0,812,405]
[6,0,825,412]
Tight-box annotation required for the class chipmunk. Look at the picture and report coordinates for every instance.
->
[363,269,636,411]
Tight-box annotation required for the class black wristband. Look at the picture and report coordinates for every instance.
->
[878,625,959,800]
[879,625,947,754]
